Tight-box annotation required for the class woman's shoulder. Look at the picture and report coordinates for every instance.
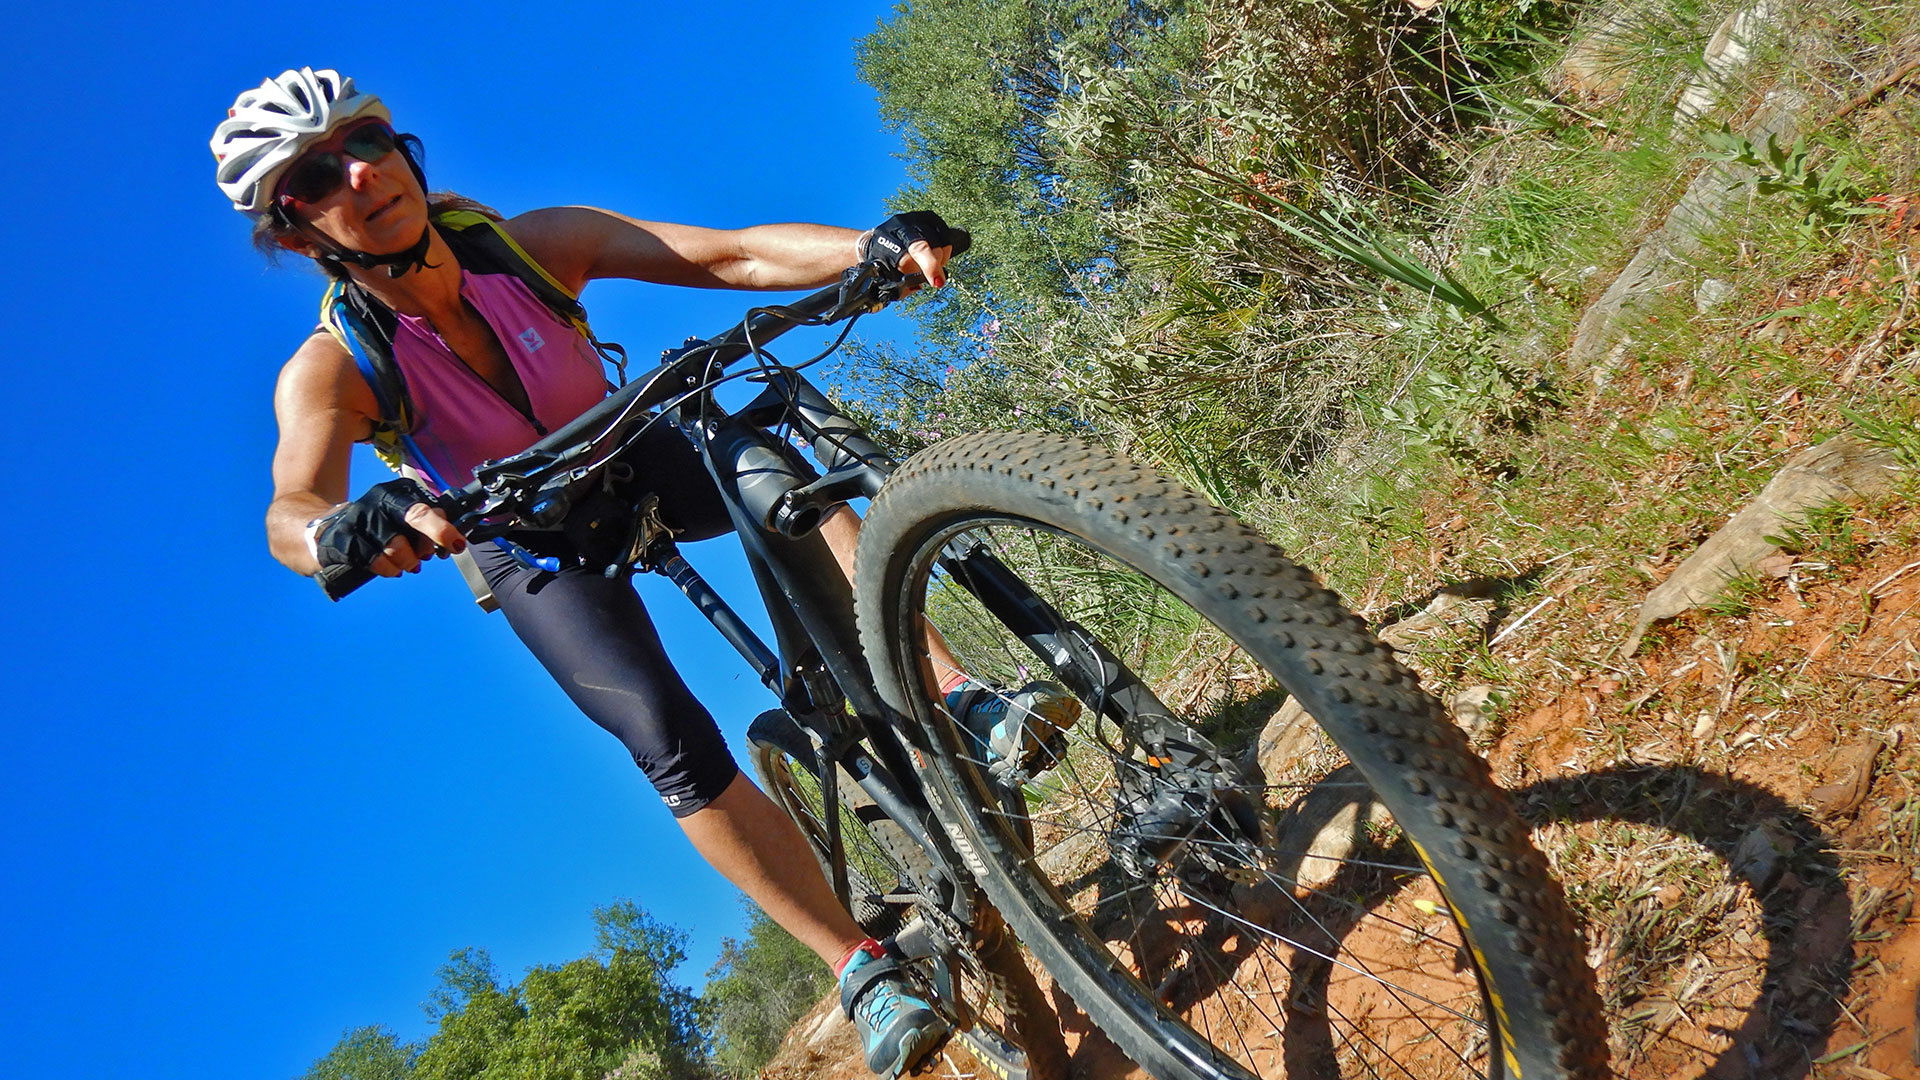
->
[276,330,377,415]
[285,326,352,369]
[494,206,608,294]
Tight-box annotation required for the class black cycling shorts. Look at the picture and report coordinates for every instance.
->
[472,421,741,818]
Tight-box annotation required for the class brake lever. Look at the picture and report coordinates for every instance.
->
[831,263,929,321]
[437,490,562,573]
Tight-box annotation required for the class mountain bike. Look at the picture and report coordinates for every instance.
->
[321,246,1610,1080]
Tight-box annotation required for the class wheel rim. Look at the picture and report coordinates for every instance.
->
[900,516,1506,1080]
[751,737,1065,1077]
[752,743,908,939]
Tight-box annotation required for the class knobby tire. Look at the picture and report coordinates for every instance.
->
[854,433,1608,1080]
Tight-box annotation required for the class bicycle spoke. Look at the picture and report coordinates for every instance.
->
[1175,880,1485,1031]
[872,459,1619,1079]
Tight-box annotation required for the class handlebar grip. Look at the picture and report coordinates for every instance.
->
[947,227,972,258]
[316,561,376,602]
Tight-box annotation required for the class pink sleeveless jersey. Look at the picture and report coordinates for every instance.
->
[389,270,608,488]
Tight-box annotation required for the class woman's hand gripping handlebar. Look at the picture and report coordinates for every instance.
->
[311,479,469,600]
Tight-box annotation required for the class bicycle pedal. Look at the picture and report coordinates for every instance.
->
[945,1024,1033,1080]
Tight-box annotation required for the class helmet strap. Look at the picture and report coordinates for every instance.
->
[278,206,439,278]
[330,223,437,278]
[274,132,439,278]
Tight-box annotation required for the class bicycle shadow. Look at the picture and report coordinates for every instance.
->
[1508,766,1853,1080]
[1047,764,1851,1079]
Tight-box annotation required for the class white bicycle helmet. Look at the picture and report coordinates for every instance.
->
[211,67,390,213]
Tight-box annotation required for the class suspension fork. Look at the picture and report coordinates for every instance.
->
[938,538,1251,777]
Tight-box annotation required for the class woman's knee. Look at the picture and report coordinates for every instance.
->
[643,750,740,818]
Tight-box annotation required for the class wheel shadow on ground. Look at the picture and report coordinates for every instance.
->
[1032,763,1850,1080]
[1511,765,1853,1080]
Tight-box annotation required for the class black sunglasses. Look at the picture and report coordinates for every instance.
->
[278,122,399,205]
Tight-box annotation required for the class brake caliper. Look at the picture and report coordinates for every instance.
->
[1109,753,1265,885]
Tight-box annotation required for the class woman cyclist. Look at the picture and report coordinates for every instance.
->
[214,66,986,1077]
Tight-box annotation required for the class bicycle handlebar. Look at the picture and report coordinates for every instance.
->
[318,231,969,601]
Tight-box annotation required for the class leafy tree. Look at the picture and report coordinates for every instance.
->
[306,902,711,1080]
[838,0,1200,457]
[413,903,706,1080]
[299,1025,415,1080]
[855,0,1200,337]
[845,0,1536,501]
[703,904,832,1077]
[409,949,525,1080]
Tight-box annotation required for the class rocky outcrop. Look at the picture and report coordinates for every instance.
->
[1567,89,1803,377]
[1621,434,1905,653]
[1566,0,1794,379]
[1675,1,1787,123]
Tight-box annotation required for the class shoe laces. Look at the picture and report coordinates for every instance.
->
[856,978,907,1030]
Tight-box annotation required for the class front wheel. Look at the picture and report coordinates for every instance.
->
[854,433,1608,1080]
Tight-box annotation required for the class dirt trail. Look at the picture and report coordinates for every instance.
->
[763,509,1919,1079]
[762,958,1154,1080]
[1483,527,1920,1080]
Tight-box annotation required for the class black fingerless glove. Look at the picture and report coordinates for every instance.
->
[312,478,435,571]
[859,211,954,271]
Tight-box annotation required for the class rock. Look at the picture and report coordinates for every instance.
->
[805,1005,849,1049]
[759,988,862,1080]
[1696,277,1738,313]
[1808,740,1884,818]
[1375,593,1497,653]
[1753,315,1795,345]
[1692,712,1717,743]
[1621,434,1904,654]
[1254,696,1319,785]
[1569,89,1804,372]
[1035,822,1104,881]
[1731,822,1790,891]
[1559,3,1652,100]
[1450,685,1499,738]
[1674,1,1786,124]
[1268,765,1391,893]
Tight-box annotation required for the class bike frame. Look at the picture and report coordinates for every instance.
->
[441,270,985,928]
[313,260,1365,1080]
[376,263,1202,992]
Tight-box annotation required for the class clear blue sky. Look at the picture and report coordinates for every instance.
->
[0,3,933,1077]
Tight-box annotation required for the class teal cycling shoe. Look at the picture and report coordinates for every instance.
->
[945,680,1082,776]
[840,947,948,1077]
